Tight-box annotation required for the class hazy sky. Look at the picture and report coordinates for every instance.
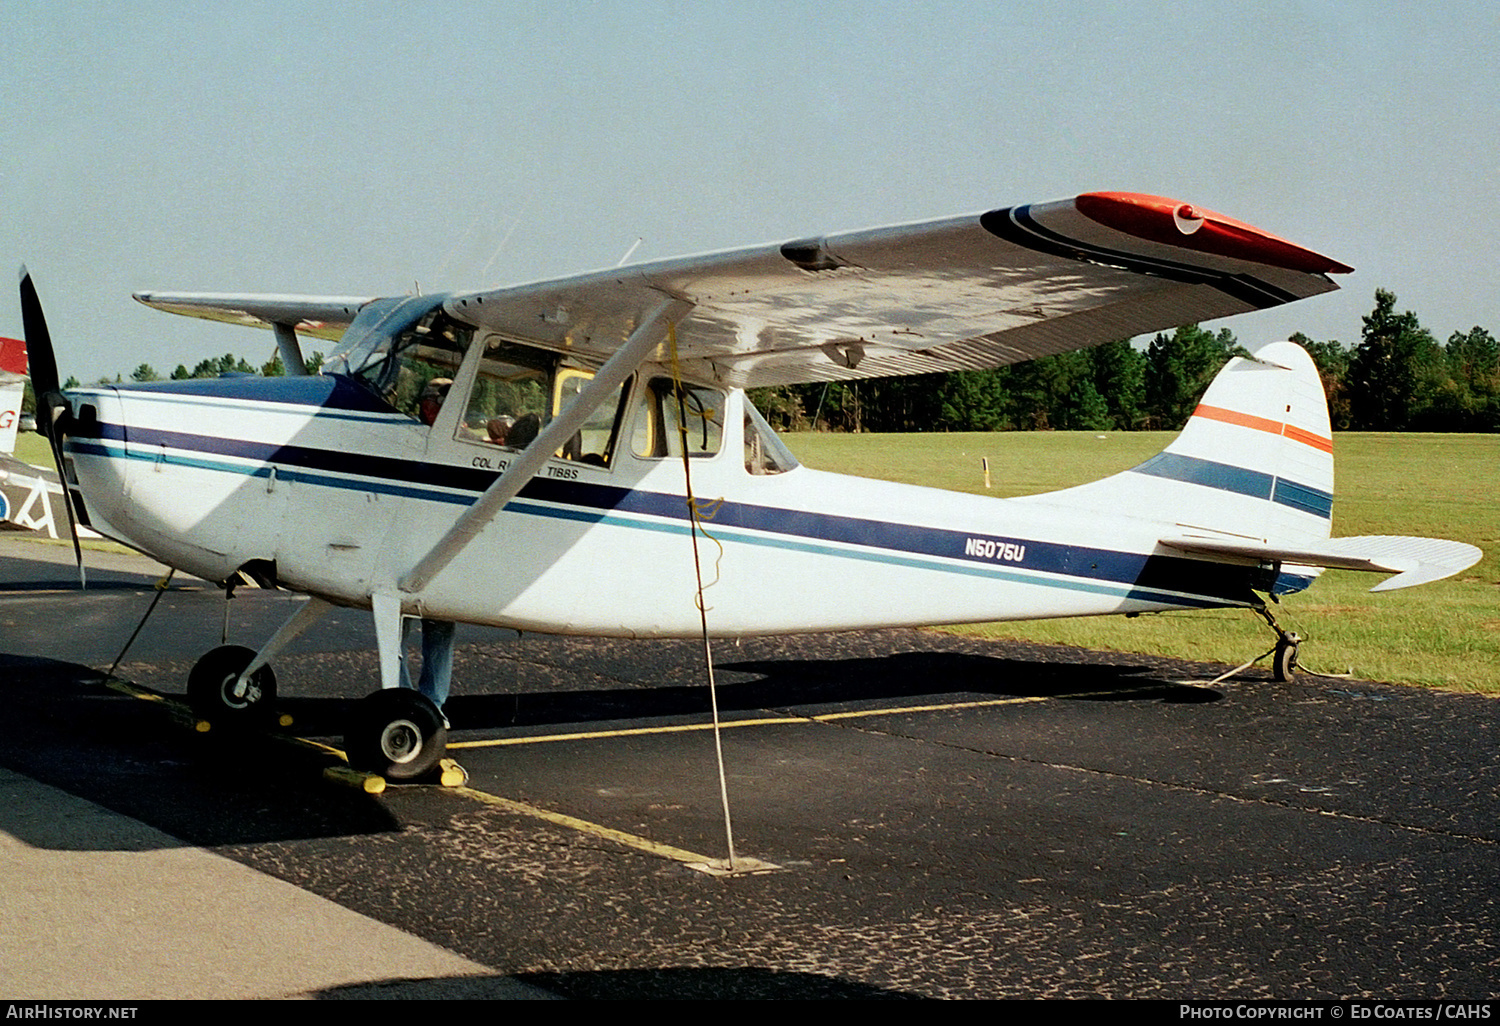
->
[5,1,1497,380]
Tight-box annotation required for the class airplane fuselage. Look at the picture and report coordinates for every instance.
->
[61,372,1267,637]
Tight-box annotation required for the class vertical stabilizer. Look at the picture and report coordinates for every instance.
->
[1021,341,1334,547]
[0,335,26,455]
[0,382,21,455]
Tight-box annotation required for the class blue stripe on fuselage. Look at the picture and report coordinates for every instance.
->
[110,374,398,414]
[72,413,1266,609]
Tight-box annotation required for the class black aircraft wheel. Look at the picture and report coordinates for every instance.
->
[345,689,448,781]
[1272,637,1300,682]
[187,645,277,725]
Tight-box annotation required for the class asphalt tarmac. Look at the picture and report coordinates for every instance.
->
[1,534,1496,1000]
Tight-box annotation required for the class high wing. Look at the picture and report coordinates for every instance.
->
[441,191,1351,388]
[132,193,1349,388]
[131,292,372,341]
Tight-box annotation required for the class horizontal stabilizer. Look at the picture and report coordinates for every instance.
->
[1160,535,1482,592]
[133,292,373,340]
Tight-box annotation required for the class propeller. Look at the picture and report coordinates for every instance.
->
[18,267,86,588]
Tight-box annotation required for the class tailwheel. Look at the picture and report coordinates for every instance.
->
[345,689,448,781]
[1253,600,1304,683]
[1272,634,1301,682]
[187,645,277,726]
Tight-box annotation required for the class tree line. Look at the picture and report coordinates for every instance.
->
[750,289,1499,433]
[45,289,1500,433]
[67,349,326,389]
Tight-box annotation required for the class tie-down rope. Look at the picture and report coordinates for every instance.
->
[668,323,739,869]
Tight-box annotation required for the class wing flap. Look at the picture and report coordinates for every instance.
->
[1160,535,1482,592]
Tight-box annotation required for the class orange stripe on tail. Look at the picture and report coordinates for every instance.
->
[1192,403,1332,453]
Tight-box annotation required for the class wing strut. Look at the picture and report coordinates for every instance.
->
[272,323,309,377]
[398,296,693,595]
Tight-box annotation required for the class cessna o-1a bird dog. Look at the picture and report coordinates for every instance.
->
[20,191,1480,779]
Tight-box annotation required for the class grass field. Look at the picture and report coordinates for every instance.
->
[782,431,1499,693]
[12,432,50,469]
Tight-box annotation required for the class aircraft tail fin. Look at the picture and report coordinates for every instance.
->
[1025,341,1334,550]
[0,335,27,455]
[1024,341,1481,593]
[0,383,21,455]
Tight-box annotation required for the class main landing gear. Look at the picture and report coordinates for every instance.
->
[185,593,452,782]
[345,689,449,781]
[1253,600,1302,683]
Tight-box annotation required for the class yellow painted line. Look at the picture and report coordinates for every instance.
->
[448,715,804,748]
[448,693,1057,749]
[810,694,1051,720]
[104,678,166,702]
[450,785,720,868]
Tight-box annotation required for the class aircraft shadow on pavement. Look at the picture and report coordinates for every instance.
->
[317,966,921,1000]
[360,648,1223,737]
[0,644,1223,851]
[0,653,404,851]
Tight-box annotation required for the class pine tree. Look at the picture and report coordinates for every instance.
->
[1348,290,1442,429]
[1089,339,1146,430]
[1144,325,1240,429]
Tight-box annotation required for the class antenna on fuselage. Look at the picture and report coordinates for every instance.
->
[616,237,644,267]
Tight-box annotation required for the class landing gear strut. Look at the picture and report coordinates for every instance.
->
[1254,600,1302,682]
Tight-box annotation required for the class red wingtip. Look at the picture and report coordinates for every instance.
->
[1076,192,1353,275]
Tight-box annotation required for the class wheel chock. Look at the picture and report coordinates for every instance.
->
[323,765,386,794]
[437,758,468,788]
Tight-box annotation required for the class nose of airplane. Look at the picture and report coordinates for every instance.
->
[18,267,86,586]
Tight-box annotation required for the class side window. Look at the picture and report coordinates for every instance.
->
[459,339,550,447]
[553,369,624,466]
[632,378,725,459]
[744,400,798,475]
[456,336,626,467]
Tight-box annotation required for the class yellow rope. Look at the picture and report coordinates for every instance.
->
[666,321,738,866]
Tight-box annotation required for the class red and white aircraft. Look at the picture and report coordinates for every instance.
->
[0,336,26,455]
[20,192,1480,779]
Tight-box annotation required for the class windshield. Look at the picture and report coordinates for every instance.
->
[320,295,448,378]
[319,295,475,421]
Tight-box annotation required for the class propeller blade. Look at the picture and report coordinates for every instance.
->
[18,267,85,588]
[19,267,60,416]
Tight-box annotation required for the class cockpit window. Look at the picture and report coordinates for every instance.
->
[458,335,627,467]
[460,338,551,441]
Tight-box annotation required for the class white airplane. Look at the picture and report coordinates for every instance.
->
[20,191,1480,780]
